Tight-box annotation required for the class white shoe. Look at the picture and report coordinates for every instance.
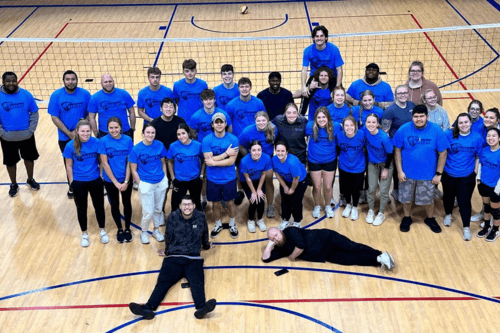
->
[350,206,359,221]
[471,211,484,222]
[443,214,452,227]
[373,212,386,226]
[247,220,256,233]
[342,204,352,218]
[463,227,472,241]
[100,230,109,244]
[279,220,289,230]
[81,233,89,247]
[256,219,267,232]
[312,205,321,218]
[366,209,375,224]
[141,232,150,244]
[378,251,395,271]
[152,229,164,242]
[291,221,301,228]
[325,205,335,218]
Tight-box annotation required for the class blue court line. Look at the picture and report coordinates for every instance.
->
[487,0,500,12]
[152,5,177,68]
[0,181,67,186]
[106,302,341,333]
[2,265,500,305]
[303,1,313,32]
[0,7,38,46]
[191,14,289,34]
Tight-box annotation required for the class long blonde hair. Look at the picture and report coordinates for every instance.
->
[255,111,276,143]
[73,119,92,156]
[312,107,334,141]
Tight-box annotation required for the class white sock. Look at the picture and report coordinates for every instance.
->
[229,218,235,226]
[215,219,222,226]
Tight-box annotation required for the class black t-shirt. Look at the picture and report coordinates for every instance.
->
[150,115,186,151]
[257,88,294,121]
[273,114,308,164]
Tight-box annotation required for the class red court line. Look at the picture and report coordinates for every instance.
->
[18,23,69,84]
[410,14,473,101]
[443,97,473,100]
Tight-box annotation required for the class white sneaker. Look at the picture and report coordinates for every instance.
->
[350,206,359,221]
[100,230,109,244]
[463,227,472,241]
[471,211,484,222]
[152,229,164,242]
[140,232,150,244]
[81,233,89,247]
[325,205,335,218]
[247,220,256,233]
[312,205,321,218]
[366,209,375,224]
[279,220,289,230]
[291,221,301,228]
[443,214,452,227]
[373,212,386,226]
[378,251,395,271]
[256,219,267,232]
[342,204,352,218]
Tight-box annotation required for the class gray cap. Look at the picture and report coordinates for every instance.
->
[212,112,226,123]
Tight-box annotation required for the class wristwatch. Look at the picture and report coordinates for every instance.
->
[124,180,129,184]
[435,172,442,176]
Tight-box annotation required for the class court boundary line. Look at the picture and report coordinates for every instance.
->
[190,14,289,34]
[487,0,500,12]
[152,4,177,68]
[0,7,38,45]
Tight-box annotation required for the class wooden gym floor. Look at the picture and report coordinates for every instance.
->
[0,1,500,332]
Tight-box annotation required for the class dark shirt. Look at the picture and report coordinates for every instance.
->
[165,209,210,257]
[257,88,294,121]
[381,101,415,138]
[150,115,186,151]
[273,114,308,164]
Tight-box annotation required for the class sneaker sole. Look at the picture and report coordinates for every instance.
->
[194,299,216,319]
[129,303,155,319]
[9,192,19,197]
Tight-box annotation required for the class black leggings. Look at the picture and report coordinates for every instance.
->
[171,178,203,211]
[323,230,382,266]
[339,168,364,206]
[104,181,133,230]
[441,171,476,228]
[58,140,71,186]
[280,180,308,222]
[242,179,266,220]
[72,177,105,231]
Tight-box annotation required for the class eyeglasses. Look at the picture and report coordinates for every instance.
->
[181,203,194,207]
[410,70,422,73]
[470,107,481,111]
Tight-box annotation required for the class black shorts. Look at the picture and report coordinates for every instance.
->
[478,182,500,203]
[1,135,39,166]
[308,159,337,172]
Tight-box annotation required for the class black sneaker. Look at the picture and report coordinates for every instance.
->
[400,216,412,232]
[117,229,125,243]
[129,302,155,319]
[424,217,442,233]
[67,187,74,199]
[9,183,19,197]
[210,223,222,239]
[124,228,133,242]
[26,178,40,191]
[486,227,499,242]
[229,224,239,239]
[477,223,491,238]
[194,299,216,319]
[234,191,245,206]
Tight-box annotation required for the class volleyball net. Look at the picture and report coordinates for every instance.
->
[1,23,499,102]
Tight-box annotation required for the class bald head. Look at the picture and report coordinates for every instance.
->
[101,74,115,93]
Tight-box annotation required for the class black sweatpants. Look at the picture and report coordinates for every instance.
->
[339,168,364,206]
[171,178,202,212]
[72,177,105,231]
[441,171,476,228]
[104,181,133,230]
[59,140,71,186]
[146,257,206,310]
[323,229,381,266]
[242,179,266,220]
[280,179,308,222]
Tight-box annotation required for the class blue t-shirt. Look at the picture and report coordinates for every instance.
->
[327,103,351,124]
[226,96,266,137]
[302,42,344,77]
[129,140,168,183]
[351,105,384,128]
[308,88,332,121]
[48,87,91,141]
[382,102,415,138]
[98,134,134,183]
[0,88,38,131]
[272,153,307,183]
[172,78,208,123]
[213,83,239,111]
[167,139,203,181]
[393,122,450,181]
[363,128,394,164]
[189,108,232,143]
[470,117,484,135]
[238,124,278,157]
[202,132,239,184]
[480,147,500,188]
[137,85,173,120]
[347,79,394,103]
[336,130,366,173]
[239,153,272,181]
[88,88,135,132]
[444,130,483,178]
[63,137,100,182]
[305,121,342,164]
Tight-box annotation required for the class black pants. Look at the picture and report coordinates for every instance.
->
[146,257,206,310]
[323,230,381,266]
[242,179,266,220]
[171,178,202,211]
[58,140,71,186]
[300,75,337,116]
[72,177,105,231]
[441,171,476,228]
[280,179,307,222]
[104,181,133,230]
[339,168,364,206]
